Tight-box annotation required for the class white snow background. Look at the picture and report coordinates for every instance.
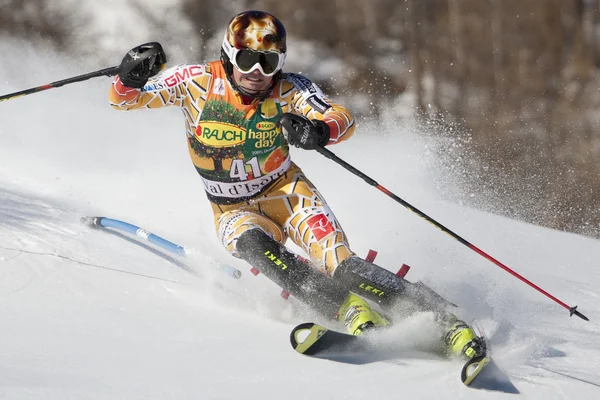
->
[1,35,600,399]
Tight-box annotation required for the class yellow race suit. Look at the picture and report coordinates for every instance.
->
[109,61,356,275]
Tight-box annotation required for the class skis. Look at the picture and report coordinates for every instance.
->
[290,322,491,387]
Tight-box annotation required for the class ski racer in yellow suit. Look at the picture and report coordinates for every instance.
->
[109,10,484,359]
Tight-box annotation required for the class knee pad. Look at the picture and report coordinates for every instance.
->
[216,211,286,257]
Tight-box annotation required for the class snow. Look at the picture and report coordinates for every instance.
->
[60,0,200,66]
[1,42,600,400]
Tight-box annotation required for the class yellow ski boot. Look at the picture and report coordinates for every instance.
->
[444,320,487,359]
[338,293,389,336]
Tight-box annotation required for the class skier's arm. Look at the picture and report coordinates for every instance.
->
[109,64,206,110]
[285,73,355,145]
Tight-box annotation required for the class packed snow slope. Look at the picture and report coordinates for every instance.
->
[1,44,599,399]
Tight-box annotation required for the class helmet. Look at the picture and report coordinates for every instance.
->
[221,11,287,98]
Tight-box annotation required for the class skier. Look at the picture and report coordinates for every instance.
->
[109,10,485,359]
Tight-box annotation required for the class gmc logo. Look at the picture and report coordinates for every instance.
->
[165,66,204,87]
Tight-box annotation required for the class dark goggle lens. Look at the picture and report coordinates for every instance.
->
[235,49,280,74]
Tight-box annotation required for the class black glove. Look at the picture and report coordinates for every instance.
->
[118,42,167,89]
[278,113,330,150]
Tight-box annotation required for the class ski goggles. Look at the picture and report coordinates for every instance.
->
[223,38,285,76]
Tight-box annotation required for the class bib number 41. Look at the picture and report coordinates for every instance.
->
[230,157,262,180]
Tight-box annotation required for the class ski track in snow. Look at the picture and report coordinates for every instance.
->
[1,46,600,400]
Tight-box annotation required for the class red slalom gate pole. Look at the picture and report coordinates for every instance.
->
[316,146,589,321]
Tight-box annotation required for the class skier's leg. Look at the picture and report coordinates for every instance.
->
[213,206,342,314]
[252,165,484,354]
[211,201,388,335]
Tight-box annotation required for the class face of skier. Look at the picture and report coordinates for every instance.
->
[232,67,273,95]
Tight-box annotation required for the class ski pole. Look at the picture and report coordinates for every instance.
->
[316,146,589,321]
[0,66,120,103]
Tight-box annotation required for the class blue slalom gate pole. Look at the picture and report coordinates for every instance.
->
[85,216,187,256]
[81,216,241,279]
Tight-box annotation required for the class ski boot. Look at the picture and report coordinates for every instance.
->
[444,320,487,359]
[338,293,390,336]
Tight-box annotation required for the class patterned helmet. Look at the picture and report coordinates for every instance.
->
[221,11,287,98]
[224,10,287,54]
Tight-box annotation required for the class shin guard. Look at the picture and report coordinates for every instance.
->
[333,256,452,314]
[236,229,349,318]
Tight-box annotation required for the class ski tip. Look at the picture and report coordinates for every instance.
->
[290,323,330,356]
[290,322,316,353]
[570,306,590,321]
[461,355,490,386]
